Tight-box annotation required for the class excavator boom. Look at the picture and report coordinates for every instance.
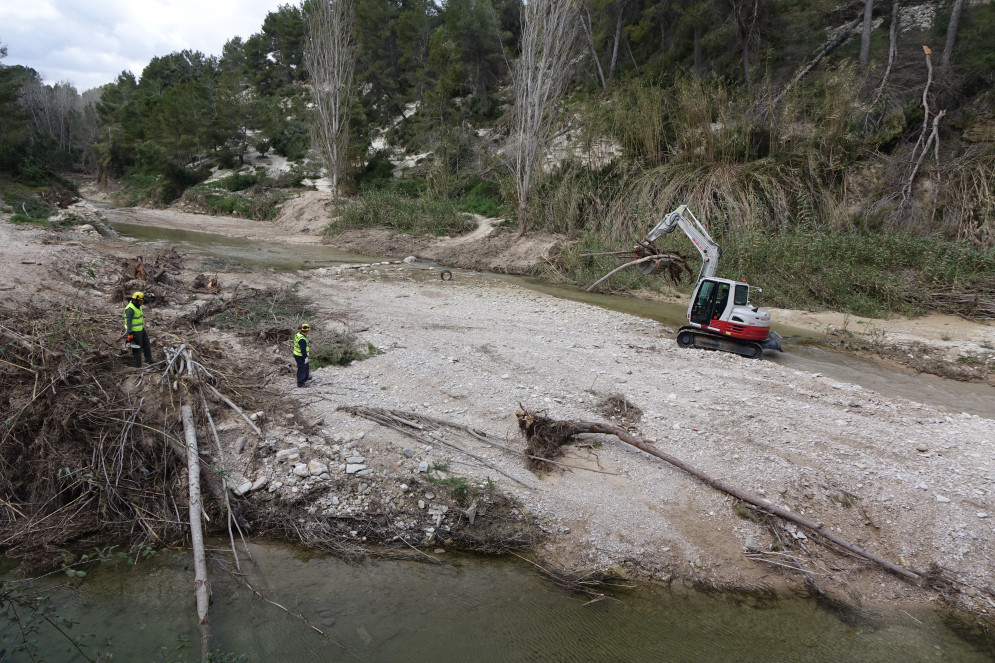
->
[644,205,720,283]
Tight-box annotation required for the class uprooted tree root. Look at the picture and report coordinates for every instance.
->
[517,406,587,472]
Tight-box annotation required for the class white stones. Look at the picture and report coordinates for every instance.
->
[346,455,366,464]
[249,411,265,422]
[935,494,951,503]
[403,256,417,263]
[293,463,311,478]
[418,460,430,473]
[978,512,990,519]
[276,448,300,462]
[250,476,269,491]
[308,459,329,476]
[346,464,367,474]
[233,481,253,496]
[400,484,409,492]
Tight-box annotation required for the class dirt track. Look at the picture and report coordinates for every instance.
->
[3,201,995,620]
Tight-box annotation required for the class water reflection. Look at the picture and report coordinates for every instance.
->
[4,541,991,662]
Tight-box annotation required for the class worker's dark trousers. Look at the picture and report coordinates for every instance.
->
[132,330,153,367]
[295,355,309,387]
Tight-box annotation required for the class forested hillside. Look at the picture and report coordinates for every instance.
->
[1,0,993,316]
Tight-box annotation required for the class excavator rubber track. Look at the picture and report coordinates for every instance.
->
[675,326,780,359]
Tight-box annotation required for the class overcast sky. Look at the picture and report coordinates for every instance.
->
[1,0,287,92]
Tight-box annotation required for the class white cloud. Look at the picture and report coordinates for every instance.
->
[1,0,286,91]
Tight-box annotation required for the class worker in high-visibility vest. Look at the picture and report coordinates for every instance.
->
[124,291,154,367]
[292,323,311,387]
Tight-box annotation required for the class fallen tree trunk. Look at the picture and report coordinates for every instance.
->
[181,405,211,639]
[517,410,921,583]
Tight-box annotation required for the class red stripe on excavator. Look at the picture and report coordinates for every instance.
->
[711,319,770,341]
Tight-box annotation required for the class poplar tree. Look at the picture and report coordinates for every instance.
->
[306,0,358,197]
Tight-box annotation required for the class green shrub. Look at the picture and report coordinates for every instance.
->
[324,190,474,237]
[215,172,260,192]
[8,213,42,225]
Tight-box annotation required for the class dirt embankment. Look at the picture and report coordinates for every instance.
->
[2,198,994,627]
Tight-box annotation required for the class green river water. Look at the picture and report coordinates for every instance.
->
[3,540,992,662]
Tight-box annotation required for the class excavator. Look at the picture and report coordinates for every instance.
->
[638,205,782,358]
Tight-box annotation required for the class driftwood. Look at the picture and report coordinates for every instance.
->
[181,405,211,658]
[339,405,536,489]
[206,383,263,437]
[585,256,658,292]
[517,410,921,583]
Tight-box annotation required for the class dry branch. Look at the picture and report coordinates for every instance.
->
[339,406,536,489]
[516,409,921,583]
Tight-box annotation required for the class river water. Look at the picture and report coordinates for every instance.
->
[54,220,992,661]
[110,220,995,418]
[5,540,992,662]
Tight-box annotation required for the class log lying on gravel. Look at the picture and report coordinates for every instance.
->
[517,408,922,584]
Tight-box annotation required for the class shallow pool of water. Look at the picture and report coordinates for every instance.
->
[4,541,991,662]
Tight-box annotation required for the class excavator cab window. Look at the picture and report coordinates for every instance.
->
[690,280,715,324]
[713,283,730,319]
[734,284,749,306]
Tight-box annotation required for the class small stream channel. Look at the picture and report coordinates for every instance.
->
[54,219,993,661]
[110,219,995,418]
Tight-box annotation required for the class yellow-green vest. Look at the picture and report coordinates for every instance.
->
[292,332,308,357]
[124,301,144,332]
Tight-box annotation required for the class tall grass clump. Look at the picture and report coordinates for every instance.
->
[937,147,995,248]
[526,160,643,236]
[718,230,995,317]
[324,189,474,237]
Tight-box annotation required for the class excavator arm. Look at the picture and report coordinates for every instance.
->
[644,205,721,283]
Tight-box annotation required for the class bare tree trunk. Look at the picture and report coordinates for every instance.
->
[511,0,581,236]
[730,0,760,91]
[871,0,899,106]
[859,0,875,67]
[580,5,607,89]
[181,405,210,655]
[940,0,965,73]
[693,26,704,77]
[305,0,357,198]
[774,17,861,105]
[625,38,642,76]
[608,1,626,80]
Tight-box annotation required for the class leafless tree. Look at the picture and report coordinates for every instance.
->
[729,0,761,90]
[511,0,581,236]
[859,0,874,67]
[305,0,357,197]
[871,0,899,106]
[940,0,965,73]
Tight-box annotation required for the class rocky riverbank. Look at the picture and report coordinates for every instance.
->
[2,201,994,627]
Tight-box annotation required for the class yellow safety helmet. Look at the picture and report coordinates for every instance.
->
[300,323,311,332]
[132,291,144,301]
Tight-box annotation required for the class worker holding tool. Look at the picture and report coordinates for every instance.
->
[124,291,154,367]
[293,323,311,387]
